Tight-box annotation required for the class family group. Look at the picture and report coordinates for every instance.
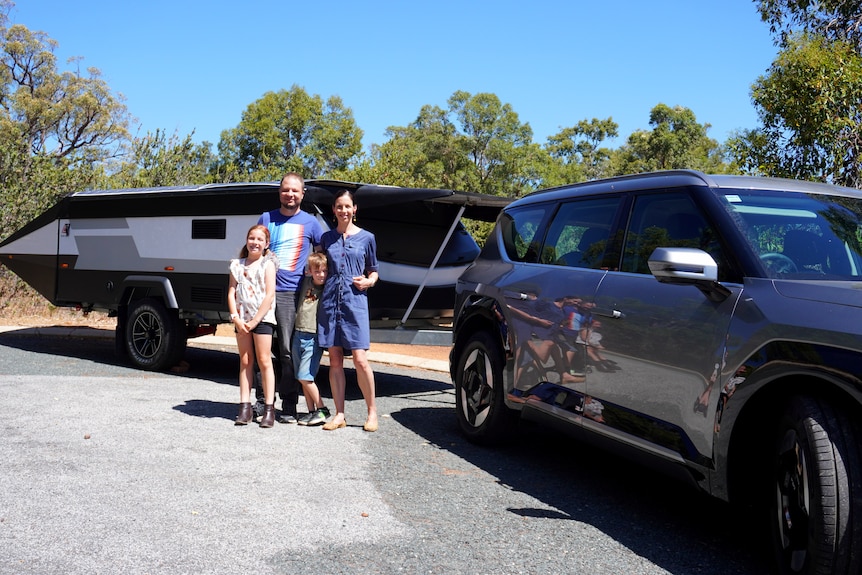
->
[226,172,379,432]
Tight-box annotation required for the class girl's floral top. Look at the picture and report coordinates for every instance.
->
[229,252,279,325]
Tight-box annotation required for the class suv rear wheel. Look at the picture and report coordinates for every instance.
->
[771,395,862,575]
[454,331,514,445]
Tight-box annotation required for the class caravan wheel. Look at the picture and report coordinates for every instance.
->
[124,298,186,371]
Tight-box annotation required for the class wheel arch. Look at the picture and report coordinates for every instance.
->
[714,345,862,506]
[118,275,179,309]
[114,275,181,326]
[451,296,509,381]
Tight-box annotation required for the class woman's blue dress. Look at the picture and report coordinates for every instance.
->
[317,228,379,350]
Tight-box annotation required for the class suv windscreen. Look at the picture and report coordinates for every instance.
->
[719,188,862,279]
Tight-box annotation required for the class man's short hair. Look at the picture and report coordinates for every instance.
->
[281,172,305,190]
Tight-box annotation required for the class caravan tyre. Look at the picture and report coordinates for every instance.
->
[124,298,186,371]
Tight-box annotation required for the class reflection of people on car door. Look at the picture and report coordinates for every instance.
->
[560,297,590,376]
[507,293,553,385]
[509,294,584,386]
[583,319,620,373]
[714,366,746,433]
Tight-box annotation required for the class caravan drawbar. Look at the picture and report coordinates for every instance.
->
[0,180,509,371]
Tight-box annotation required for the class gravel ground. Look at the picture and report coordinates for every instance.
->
[0,331,770,575]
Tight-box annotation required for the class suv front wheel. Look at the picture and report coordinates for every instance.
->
[771,395,862,575]
[454,331,514,445]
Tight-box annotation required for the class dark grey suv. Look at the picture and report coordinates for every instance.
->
[450,170,862,575]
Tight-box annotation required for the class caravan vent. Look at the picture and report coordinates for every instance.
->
[192,285,226,305]
[192,219,227,239]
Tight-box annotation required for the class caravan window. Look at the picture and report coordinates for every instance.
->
[192,219,227,240]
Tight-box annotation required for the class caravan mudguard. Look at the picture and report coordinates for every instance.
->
[119,275,179,309]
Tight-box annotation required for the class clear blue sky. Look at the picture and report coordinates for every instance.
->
[12,0,777,152]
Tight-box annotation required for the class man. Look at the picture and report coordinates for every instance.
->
[257,172,324,424]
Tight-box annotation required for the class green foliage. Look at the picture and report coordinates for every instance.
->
[106,129,217,188]
[216,85,363,181]
[546,117,618,182]
[0,5,129,243]
[730,34,862,186]
[346,92,544,198]
[756,0,862,48]
[610,104,729,175]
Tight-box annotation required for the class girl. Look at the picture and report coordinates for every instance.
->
[228,224,278,427]
[317,189,379,432]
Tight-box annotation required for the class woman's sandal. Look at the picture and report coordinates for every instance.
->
[322,418,346,431]
[363,418,378,432]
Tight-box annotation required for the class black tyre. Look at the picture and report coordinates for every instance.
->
[124,298,186,371]
[454,331,515,445]
[771,396,862,575]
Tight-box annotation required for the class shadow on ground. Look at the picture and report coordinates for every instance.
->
[388,405,772,575]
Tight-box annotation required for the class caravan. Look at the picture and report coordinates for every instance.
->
[0,180,509,370]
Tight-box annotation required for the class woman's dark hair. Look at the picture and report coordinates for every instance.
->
[332,188,355,206]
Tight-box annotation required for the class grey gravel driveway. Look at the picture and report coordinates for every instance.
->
[0,331,769,574]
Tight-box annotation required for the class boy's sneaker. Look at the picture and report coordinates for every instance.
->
[296,411,315,426]
[298,408,328,427]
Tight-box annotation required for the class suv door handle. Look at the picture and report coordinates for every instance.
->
[593,308,625,319]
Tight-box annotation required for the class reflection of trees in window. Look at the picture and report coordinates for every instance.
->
[821,205,862,257]
[580,238,607,268]
[625,226,671,274]
[513,223,539,260]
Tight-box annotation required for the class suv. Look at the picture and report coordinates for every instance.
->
[450,170,862,575]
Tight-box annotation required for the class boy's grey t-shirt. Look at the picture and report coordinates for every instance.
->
[295,275,323,333]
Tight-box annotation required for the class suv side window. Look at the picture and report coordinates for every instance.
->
[539,196,622,269]
[621,191,726,275]
[499,205,551,263]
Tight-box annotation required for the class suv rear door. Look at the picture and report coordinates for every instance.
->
[503,195,624,424]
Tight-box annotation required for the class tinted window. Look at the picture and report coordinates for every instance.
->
[539,197,621,269]
[622,192,725,276]
[500,205,551,263]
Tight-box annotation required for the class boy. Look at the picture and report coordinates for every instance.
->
[293,252,331,426]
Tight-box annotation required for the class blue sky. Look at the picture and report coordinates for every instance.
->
[11,0,778,153]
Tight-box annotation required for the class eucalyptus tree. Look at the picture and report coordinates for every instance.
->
[610,104,728,175]
[733,2,862,186]
[106,129,216,189]
[545,117,618,184]
[757,0,862,48]
[216,85,363,181]
[0,0,131,237]
[348,91,542,198]
[731,34,862,186]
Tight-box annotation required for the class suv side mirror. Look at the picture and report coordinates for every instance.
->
[648,247,730,302]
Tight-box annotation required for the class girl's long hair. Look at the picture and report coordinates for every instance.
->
[240,224,270,258]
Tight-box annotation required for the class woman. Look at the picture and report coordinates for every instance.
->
[317,189,379,432]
